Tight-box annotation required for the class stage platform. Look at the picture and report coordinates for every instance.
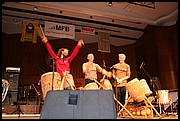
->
[2,113,178,119]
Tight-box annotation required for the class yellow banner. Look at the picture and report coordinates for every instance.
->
[20,20,38,43]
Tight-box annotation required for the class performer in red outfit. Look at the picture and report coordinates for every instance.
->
[41,36,84,90]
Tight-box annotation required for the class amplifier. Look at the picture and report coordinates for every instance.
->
[6,67,20,73]
[3,72,20,91]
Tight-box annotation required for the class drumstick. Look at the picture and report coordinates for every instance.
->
[32,84,41,96]
[37,24,45,37]
[93,79,106,89]
[98,75,106,89]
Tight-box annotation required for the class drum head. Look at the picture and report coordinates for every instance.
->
[126,78,145,102]
[83,83,99,90]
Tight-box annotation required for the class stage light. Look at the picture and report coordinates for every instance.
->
[107,2,113,6]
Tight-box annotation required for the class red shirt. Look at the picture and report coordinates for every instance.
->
[44,42,81,77]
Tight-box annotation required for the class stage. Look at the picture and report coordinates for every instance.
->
[2,89,178,119]
[2,104,178,119]
[2,113,178,119]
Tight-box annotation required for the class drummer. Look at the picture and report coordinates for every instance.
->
[82,53,112,87]
[41,36,84,90]
[111,53,131,110]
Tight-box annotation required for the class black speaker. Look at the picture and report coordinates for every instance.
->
[40,90,116,119]
[3,72,20,91]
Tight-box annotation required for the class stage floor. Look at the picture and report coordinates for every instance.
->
[2,113,178,119]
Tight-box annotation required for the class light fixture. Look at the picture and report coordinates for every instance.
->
[34,7,38,11]
[107,2,113,6]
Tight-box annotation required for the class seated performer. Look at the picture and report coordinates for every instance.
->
[41,36,84,90]
[82,53,112,89]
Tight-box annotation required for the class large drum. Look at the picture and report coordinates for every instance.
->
[126,78,145,102]
[157,90,170,104]
[100,79,113,90]
[40,72,61,100]
[83,82,99,90]
[139,79,152,96]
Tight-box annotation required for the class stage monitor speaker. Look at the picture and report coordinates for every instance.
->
[3,72,20,91]
[40,90,116,119]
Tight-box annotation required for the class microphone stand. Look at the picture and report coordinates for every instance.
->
[51,58,56,91]
[140,65,158,102]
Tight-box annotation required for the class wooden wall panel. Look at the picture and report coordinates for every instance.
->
[2,21,178,91]
[2,33,137,88]
[136,23,178,90]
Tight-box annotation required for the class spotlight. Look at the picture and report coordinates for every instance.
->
[34,7,38,11]
[107,2,113,6]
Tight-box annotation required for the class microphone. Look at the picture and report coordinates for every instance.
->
[139,62,145,69]
[50,57,59,60]
[60,52,65,62]
[62,54,65,62]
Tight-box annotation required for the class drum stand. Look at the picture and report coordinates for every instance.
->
[118,95,162,118]
[93,78,134,119]
[144,96,162,118]
[60,71,75,90]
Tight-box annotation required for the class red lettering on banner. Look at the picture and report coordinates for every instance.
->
[81,27,95,35]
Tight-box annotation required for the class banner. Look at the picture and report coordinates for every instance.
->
[20,20,38,43]
[2,15,22,25]
[98,31,111,53]
[44,21,75,39]
[81,26,95,35]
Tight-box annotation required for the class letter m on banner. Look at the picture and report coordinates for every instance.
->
[98,31,111,53]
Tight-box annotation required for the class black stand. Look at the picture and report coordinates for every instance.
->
[140,63,159,98]
[11,101,24,116]
[140,62,161,115]
[11,93,24,117]
[51,58,56,91]
[11,73,23,117]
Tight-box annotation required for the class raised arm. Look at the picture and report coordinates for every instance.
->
[68,39,84,62]
[41,36,57,58]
